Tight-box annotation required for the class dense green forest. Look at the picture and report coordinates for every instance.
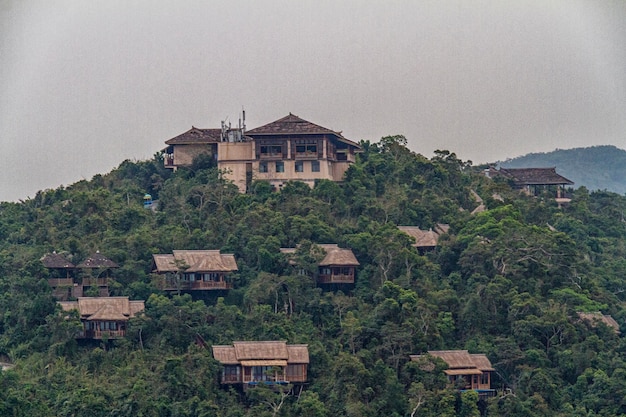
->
[2,135,626,416]
[500,145,626,195]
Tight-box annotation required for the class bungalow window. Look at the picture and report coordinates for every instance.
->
[259,162,268,173]
[480,372,489,385]
[276,161,284,173]
[204,273,220,281]
[320,267,331,275]
[286,364,303,378]
[311,160,320,172]
[295,161,304,173]
[223,366,240,381]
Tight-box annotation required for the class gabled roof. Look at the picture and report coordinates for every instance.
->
[77,252,118,269]
[280,244,360,267]
[578,311,621,334]
[212,341,310,365]
[246,113,360,148]
[496,167,574,186]
[152,250,238,273]
[58,297,145,321]
[41,252,75,269]
[410,350,494,374]
[398,225,449,248]
[165,127,222,145]
[398,227,439,248]
[318,244,360,266]
[234,341,289,360]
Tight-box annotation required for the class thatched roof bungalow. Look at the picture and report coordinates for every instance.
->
[280,244,359,284]
[152,250,237,291]
[58,297,144,339]
[213,341,309,385]
[410,350,495,397]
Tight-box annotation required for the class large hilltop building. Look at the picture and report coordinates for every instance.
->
[163,113,361,192]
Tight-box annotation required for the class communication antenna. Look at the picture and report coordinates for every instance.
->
[242,107,246,132]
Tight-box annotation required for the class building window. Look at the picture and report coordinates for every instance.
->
[259,162,268,173]
[295,161,304,173]
[260,144,283,157]
[311,160,320,172]
[276,161,284,173]
[480,372,489,385]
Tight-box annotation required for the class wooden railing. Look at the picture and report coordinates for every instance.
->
[318,274,354,284]
[48,278,74,286]
[82,277,108,286]
[190,281,233,290]
[88,329,126,339]
[162,280,233,291]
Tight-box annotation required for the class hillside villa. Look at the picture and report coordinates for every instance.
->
[152,250,237,292]
[58,296,145,339]
[212,341,309,386]
[163,113,362,192]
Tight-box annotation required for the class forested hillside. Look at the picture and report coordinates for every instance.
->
[500,145,626,195]
[2,136,626,416]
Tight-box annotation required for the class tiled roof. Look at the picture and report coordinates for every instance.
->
[165,127,222,145]
[246,113,360,148]
[497,167,574,186]
[41,252,75,269]
[77,252,118,269]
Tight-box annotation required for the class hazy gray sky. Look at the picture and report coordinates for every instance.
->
[1,0,625,202]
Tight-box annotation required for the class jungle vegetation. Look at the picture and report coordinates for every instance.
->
[1,136,626,416]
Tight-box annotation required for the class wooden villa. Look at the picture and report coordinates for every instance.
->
[41,252,76,300]
[42,251,119,299]
[76,251,119,297]
[152,250,237,292]
[163,113,362,192]
[58,297,145,339]
[212,341,309,385]
[280,244,359,285]
[410,350,496,398]
[487,167,574,204]
[398,224,449,253]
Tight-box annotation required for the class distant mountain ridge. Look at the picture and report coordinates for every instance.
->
[498,145,626,195]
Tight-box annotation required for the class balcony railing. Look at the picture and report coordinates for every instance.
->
[318,274,354,284]
[89,329,126,339]
[162,280,233,291]
[48,278,74,286]
[82,277,109,287]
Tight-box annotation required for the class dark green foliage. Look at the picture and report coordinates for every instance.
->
[1,139,626,415]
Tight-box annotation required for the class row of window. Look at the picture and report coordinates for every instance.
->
[259,143,319,157]
[222,364,305,380]
[84,321,121,331]
[180,273,223,282]
[259,160,321,174]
